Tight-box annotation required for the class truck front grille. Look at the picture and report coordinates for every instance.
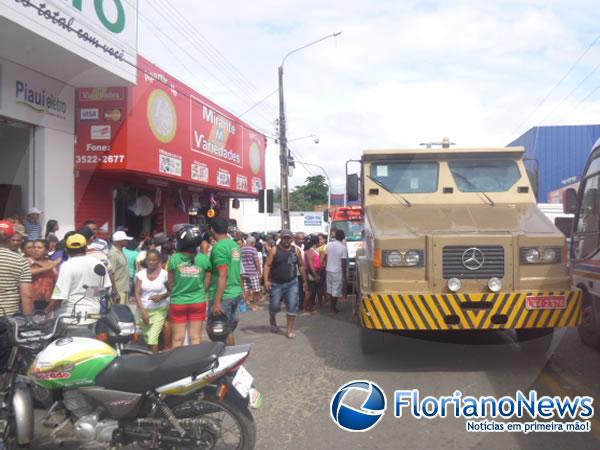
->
[442,246,504,279]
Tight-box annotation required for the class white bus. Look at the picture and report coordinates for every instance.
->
[564,137,600,348]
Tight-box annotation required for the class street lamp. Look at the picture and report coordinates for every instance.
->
[288,134,320,144]
[278,32,342,230]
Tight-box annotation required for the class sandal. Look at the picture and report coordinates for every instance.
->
[287,332,296,339]
[270,324,279,333]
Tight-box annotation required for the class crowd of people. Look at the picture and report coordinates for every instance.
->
[0,208,349,350]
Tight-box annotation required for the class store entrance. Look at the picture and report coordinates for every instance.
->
[114,186,162,240]
[0,117,32,218]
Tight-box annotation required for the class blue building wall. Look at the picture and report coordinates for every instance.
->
[508,125,600,202]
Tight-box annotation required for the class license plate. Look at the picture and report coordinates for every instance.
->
[232,365,253,398]
[525,295,567,310]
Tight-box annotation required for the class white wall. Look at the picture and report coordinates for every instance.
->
[34,127,75,238]
[229,199,328,234]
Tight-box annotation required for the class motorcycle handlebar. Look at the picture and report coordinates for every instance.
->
[10,313,76,344]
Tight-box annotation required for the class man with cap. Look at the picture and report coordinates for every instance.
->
[263,229,308,339]
[47,233,112,322]
[108,230,133,304]
[0,220,33,316]
[83,220,109,255]
[78,225,121,301]
[24,207,42,240]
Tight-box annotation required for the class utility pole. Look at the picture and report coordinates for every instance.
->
[278,65,290,230]
[277,32,342,231]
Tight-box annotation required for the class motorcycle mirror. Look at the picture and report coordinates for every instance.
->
[94,264,107,277]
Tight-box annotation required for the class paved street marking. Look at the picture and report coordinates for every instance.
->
[539,368,600,440]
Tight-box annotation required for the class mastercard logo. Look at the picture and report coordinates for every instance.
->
[104,109,122,122]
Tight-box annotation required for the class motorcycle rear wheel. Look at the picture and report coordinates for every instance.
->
[152,391,256,450]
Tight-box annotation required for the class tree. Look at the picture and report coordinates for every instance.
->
[289,175,328,211]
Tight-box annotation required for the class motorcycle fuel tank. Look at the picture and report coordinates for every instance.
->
[30,337,117,390]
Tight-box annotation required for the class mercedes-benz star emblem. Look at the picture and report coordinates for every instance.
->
[462,248,484,271]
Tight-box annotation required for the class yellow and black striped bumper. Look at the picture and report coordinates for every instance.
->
[360,291,582,331]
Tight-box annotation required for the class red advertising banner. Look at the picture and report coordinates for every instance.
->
[75,56,266,195]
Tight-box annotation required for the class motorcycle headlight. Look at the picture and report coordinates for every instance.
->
[118,321,135,336]
[382,250,424,267]
[520,247,561,264]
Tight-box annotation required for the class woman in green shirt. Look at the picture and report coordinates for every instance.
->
[167,226,211,347]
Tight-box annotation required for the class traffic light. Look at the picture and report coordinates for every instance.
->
[266,189,274,213]
[258,189,274,213]
[258,189,265,213]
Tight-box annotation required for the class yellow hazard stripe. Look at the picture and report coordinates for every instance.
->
[359,291,582,331]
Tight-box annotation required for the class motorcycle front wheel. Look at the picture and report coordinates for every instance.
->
[159,390,256,450]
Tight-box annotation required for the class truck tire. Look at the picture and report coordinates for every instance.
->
[577,292,600,348]
[360,327,383,355]
[516,328,554,354]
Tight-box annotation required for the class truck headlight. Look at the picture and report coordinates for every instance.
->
[542,247,560,263]
[488,277,502,292]
[448,278,462,292]
[384,251,403,266]
[382,250,424,267]
[520,247,561,264]
[405,251,421,266]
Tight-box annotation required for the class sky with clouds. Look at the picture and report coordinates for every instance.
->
[138,0,600,192]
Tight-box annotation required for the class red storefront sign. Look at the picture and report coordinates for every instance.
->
[75,56,266,195]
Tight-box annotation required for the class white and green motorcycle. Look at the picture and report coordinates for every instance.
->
[3,312,258,449]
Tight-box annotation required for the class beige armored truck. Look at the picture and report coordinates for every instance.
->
[347,146,582,354]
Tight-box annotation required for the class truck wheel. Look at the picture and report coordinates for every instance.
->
[578,293,600,348]
[516,328,553,354]
[360,327,383,355]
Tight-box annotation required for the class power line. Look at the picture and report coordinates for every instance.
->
[239,89,279,117]
[135,3,273,132]
[557,78,600,123]
[158,0,264,96]
[149,0,275,123]
[511,31,600,135]
[538,59,600,125]
[288,147,316,177]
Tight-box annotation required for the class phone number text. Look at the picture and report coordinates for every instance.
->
[75,155,125,164]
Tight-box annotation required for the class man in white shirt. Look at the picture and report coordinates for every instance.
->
[48,233,112,324]
[324,229,348,314]
[293,232,306,311]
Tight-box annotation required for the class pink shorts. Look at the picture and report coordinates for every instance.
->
[169,302,207,324]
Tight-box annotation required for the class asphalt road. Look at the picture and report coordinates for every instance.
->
[240,298,600,450]
[32,296,600,449]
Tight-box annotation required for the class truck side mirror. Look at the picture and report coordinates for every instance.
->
[563,188,578,214]
[346,174,359,202]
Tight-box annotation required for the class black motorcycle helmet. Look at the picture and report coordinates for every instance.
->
[176,225,202,252]
[206,312,231,342]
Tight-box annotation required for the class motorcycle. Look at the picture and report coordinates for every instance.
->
[29,263,151,409]
[0,313,54,449]
[3,311,259,449]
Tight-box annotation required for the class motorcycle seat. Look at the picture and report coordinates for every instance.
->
[95,342,225,393]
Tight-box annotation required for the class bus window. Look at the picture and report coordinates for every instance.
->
[574,173,600,260]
